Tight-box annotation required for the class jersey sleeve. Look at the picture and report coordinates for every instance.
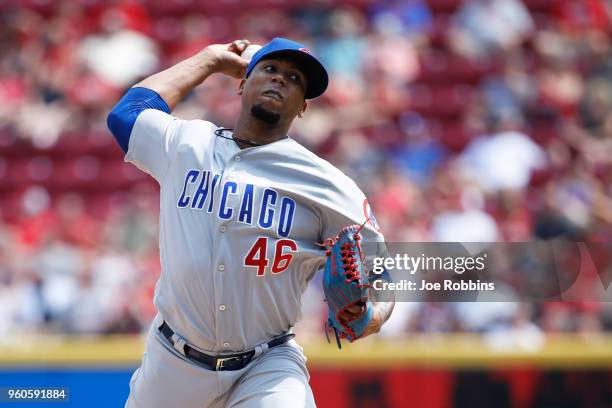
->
[319,179,392,288]
[124,108,182,183]
[319,178,385,245]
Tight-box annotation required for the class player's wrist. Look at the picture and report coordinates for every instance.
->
[200,42,248,79]
[196,48,222,76]
[367,303,383,334]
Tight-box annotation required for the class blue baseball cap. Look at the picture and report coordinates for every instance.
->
[246,37,329,99]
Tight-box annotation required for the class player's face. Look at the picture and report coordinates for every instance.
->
[240,57,308,124]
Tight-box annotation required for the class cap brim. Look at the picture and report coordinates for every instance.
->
[259,49,329,99]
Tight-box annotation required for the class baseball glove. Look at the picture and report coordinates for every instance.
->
[320,224,373,348]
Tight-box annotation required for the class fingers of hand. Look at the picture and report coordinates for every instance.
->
[229,39,250,54]
[211,48,248,78]
[347,304,363,315]
[338,303,365,323]
[229,56,248,78]
[337,311,352,323]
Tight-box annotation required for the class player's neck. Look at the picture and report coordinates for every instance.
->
[233,115,289,149]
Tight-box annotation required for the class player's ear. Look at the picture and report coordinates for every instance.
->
[297,101,307,118]
[238,79,246,95]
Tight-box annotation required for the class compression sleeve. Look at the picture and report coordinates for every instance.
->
[106,87,171,153]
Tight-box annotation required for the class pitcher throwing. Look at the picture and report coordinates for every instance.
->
[107,37,394,408]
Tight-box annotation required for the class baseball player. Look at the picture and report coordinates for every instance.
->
[107,38,394,408]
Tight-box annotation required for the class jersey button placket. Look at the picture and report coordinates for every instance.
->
[215,163,238,350]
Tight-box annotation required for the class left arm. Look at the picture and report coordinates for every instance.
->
[362,300,395,338]
[319,175,394,343]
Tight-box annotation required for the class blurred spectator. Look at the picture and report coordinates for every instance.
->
[389,113,448,184]
[368,0,433,40]
[459,131,546,193]
[483,303,544,351]
[316,8,367,79]
[449,0,534,61]
[78,16,158,87]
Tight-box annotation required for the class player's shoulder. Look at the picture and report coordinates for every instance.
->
[287,138,365,195]
[137,109,217,133]
[142,109,220,144]
[178,116,218,140]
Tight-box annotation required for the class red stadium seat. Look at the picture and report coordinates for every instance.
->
[0,192,24,223]
[96,159,148,191]
[522,0,561,12]
[46,156,100,192]
[418,52,494,84]
[436,120,475,152]
[1,157,54,192]
[0,157,9,193]
[426,0,462,14]
[410,84,474,118]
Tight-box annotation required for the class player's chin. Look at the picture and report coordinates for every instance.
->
[251,103,282,125]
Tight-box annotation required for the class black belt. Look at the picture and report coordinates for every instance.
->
[159,321,294,371]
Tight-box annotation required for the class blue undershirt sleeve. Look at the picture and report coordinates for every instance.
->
[106,87,171,154]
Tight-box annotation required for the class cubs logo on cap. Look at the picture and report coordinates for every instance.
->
[246,38,328,99]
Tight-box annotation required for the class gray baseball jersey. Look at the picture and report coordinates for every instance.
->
[126,109,384,353]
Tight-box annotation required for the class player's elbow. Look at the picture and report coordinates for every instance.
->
[107,87,171,154]
[106,104,132,154]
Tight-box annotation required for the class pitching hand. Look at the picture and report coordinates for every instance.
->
[204,39,251,79]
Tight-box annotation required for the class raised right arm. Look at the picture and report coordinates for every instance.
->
[134,40,250,111]
[107,40,250,153]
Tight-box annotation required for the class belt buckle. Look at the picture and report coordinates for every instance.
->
[215,356,240,371]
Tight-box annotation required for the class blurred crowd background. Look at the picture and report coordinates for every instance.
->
[1,0,612,345]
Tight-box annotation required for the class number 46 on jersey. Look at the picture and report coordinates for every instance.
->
[243,238,298,276]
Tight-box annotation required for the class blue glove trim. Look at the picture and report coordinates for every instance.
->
[106,87,171,153]
[348,301,373,340]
